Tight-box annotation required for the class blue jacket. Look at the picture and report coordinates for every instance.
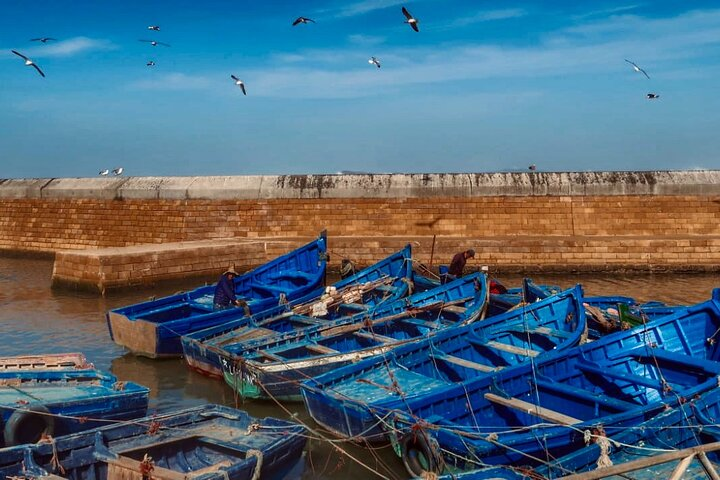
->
[213,274,237,306]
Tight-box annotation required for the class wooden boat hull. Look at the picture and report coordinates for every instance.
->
[0,370,149,447]
[221,273,489,401]
[387,289,720,477]
[107,232,328,358]
[181,245,414,378]
[0,353,93,372]
[0,404,306,480]
[301,285,586,443]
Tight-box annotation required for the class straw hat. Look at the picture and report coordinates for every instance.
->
[223,266,239,276]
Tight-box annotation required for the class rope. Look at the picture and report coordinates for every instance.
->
[246,449,263,480]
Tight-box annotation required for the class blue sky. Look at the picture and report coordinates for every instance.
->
[2,0,719,178]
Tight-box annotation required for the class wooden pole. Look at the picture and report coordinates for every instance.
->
[698,452,720,480]
[429,235,437,267]
[560,441,720,480]
[668,454,696,480]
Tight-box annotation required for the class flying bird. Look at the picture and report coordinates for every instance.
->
[139,40,170,47]
[147,25,161,31]
[112,167,124,176]
[646,93,660,100]
[11,50,45,77]
[368,56,381,68]
[30,37,56,43]
[292,17,315,26]
[99,169,109,176]
[230,75,246,95]
[146,60,156,67]
[402,6,419,32]
[625,59,650,79]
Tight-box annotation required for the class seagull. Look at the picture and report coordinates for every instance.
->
[292,17,315,26]
[146,60,156,67]
[368,56,381,68]
[30,37,56,43]
[402,6,419,32]
[139,40,170,47]
[528,164,537,171]
[230,75,246,95]
[625,59,650,79]
[11,50,45,77]
[147,25,161,31]
[99,169,109,176]
[112,167,124,176]
[646,93,660,100]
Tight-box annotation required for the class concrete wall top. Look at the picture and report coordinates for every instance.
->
[1,171,719,200]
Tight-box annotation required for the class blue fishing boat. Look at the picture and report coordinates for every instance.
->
[444,387,720,479]
[107,232,328,358]
[181,245,414,378]
[388,289,720,477]
[301,285,586,443]
[0,369,149,447]
[0,404,306,480]
[221,273,489,401]
[583,296,686,338]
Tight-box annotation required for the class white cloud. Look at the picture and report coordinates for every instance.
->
[328,0,407,18]
[127,72,217,91]
[574,4,643,20]
[347,34,387,46]
[447,8,528,28]
[26,37,117,58]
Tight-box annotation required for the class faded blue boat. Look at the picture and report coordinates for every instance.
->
[584,295,686,338]
[301,285,586,443]
[0,369,149,447]
[388,289,720,477]
[181,245,414,378]
[107,232,328,358]
[0,404,305,480]
[221,273,489,401]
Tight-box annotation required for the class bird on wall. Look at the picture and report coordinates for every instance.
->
[112,167,124,176]
[11,50,45,77]
[369,56,381,68]
[529,164,537,171]
[139,39,171,47]
[231,75,246,95]
[30,37,56,43]
[292,17,315,26]
[147,25,161,31]
[646,93,660,100]
[625,59,650,79]
[99,169,109,176]
[402,7,419,32]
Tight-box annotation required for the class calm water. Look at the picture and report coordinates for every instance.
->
[0,256,718,479]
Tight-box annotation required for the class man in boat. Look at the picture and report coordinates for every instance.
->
[213,266,244,310]
[446,249,475,281]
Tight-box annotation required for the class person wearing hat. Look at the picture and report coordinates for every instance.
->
[447,249,476,280]
[213,266,243,310]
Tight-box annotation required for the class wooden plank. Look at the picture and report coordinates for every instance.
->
[104,455,187,480]
[443,305,466,314]
[306,344,339,355]
[484,393,581,426]
[669,454,696,480]
[257,350,283,362]
[355,331,395,343]
[560,441,720,480]
[433,354,498,372]
[698,451,720,480]
[531,326,571,339]
[187,460,232,477]
[485,341,540,357]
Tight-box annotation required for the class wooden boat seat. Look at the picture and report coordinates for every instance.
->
[504,325,571,339]
[430,352,500,373]
[576,361,667,391]
[610,348,720,375]
[485,393,582,425]
[306,344,340,355]
[355,331,395,343]
[533,378,638,411]
[104,454,187,480]
[256,350,284,362]
[288,315,325,326]
[484,341,541,357]
[401,318,438,329]
[443,305,467,314]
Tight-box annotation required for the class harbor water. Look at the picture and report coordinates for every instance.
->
[0,255,718,479]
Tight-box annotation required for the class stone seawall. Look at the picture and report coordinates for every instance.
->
[1,171,719,292]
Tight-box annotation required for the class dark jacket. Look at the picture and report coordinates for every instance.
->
[213,274,237,306]
[448,252,467,277]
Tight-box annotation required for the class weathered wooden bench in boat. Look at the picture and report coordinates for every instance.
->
[219,273,489,402]
[181,245,414,378]
[0,353,93,372]
[106,232,328,358]
[0,369,149,447]
[0,404,306,480]
[387,288,720,478]
[300,285,586,443]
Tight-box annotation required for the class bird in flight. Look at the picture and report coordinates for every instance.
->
[231,75,246,95]
[30,37,56,43]
[147,25,161,31]
[402,7,419,32]
[292,17,315,26]
[646,93,660,100]
[99,169,109,176]
[625,59,649,79]
[146,60,156,67]
[368,56,381,68]
[140,40,170,47]
[11,50,45,77]
[112,167,124,176]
